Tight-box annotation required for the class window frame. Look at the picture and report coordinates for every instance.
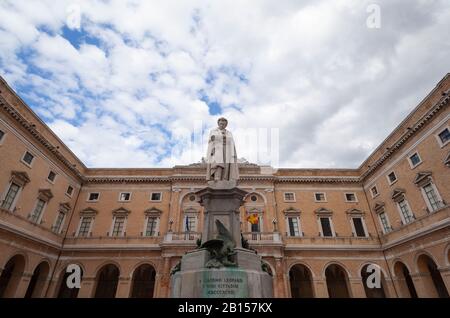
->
[0,129,5,145]
[370,186,379,198]
[1,182,22,212]
[396,198,414,225]
[118,192,132,202]
[283,192,296,202]
[386,171,398,185]
[314,192,327,202]
[378,211,392,234]
[52,211,66,234]
[87,192,100,202]
[318,216,335,237]
[150,192,162,202]
[110,215,127,237]
[66,186,74,198]
[29,199,47,224]
[344,192,358,202]
[350,216,368,237]
[21,150,35,168]
[47,170,57,184]
[144,216,160,237]
[76,216,94,237]
[435,126,450,148]
[286,216,302,237]
[408,152,422,169]
[420,181,444,213]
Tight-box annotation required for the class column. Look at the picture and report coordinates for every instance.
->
[312,278,329,298]
[439,267,450,295]
[349,278,366,298]
[77,276,95,298]
[274,258,287,297]
[13,271,33,298]
[410,273,435,298]
[157,257,171,297]
[115,276,132,298]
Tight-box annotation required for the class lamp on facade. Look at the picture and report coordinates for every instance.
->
[272,218,278,232]
[169,219,174,232]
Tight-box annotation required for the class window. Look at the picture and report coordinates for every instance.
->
[184,216,197,232]
[1,183,20,211]
[88,192,99,201]
[378,212,391,234]
[284,192,295,201]
[78,217,93,237]
[22,151,34,166]
[352,217,366,237]
[250,195,258,202]
[398,199,414,224]
[53,211,65,233]
[30,199,46,223]
[66,186,74,196]
[47,171,56,182]
[145,217,158,236]
[150,192,162,201]
[422,183,443,212]
[387,172,397,184]
[345,193,357,202]
[408,153,422,168]
[119,192,131,201]
[320,217,333,237]
[0,129,5,143]
[315,193,326,202]
[112,216,126,236]
[371,186,379,198]
[287,217,300,237]
[437,128,450,146]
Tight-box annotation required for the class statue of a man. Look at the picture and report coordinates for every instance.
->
[206,117,239,182]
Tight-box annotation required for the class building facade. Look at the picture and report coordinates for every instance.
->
[0,74,449,298]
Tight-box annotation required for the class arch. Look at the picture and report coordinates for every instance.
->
[288,262,316,279]
[93,264,120,298]
[179,192,202,206]
[358,261,389,279]
[393,261,417,298]
[25,261,50,298]
[243,191,268,204]
[261,260,275,277]
[0,254,26,298]
[416,254,449,298]
[360,263,387,298]
[446,244,450,266]
[324,263,351,298]
[130,263,156,298]
[289,264,314,298]
[321,261,352,279]
[56,264,84,298]
[93,260,122,278]
[1,251,28,272]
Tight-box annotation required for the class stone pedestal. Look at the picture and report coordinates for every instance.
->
[170,185,274,298]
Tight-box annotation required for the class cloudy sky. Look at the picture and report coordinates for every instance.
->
[0,0,449,168]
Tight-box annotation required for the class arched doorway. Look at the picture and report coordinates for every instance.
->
[130,264,156,298]
[0,254,26,298]
[325,264,351,298]
[25,262,50,298]
[289,264,314,298]
[361,264,387,298]
[393,262,417,298]
[94,264,120,298]
[56,266,84,298]
[417,254,449,298]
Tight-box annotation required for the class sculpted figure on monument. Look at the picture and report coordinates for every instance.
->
[201,220,237,268]
[206,117,239,182]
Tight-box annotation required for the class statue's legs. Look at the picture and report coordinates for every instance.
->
[214,167,223,180]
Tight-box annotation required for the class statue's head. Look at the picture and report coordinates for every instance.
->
[217,117,228,130]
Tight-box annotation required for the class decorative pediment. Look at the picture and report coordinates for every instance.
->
[373,201,385,213]
[283,207,301,216]
[112,207,131,216]
[346,208,365,216]
[184,207,199,215]
[145,207,162,216]
[445,151,450,167]
[11,171,30,187]
[38,189,53,201]
[246,207,263,214]
[80,207,98,216]
[59,202,71,213]
[413,171,432,187]
[391,188,406,202]
[314,207,333,216]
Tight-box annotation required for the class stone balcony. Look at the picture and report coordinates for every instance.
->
[283,234,380,250]
[242,232,283,245]
[162,231,202,245]
[379,205,450,248]
[62,235,162,250]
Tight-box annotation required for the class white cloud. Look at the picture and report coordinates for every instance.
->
[0,0,449,168]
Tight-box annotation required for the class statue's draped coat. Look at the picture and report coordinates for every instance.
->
[206,128,239,181]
